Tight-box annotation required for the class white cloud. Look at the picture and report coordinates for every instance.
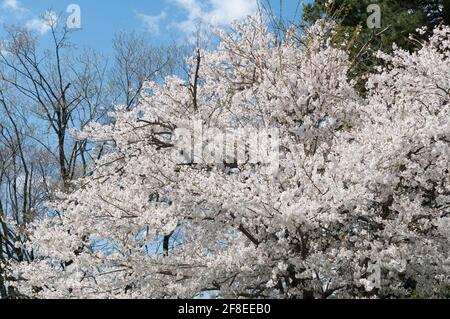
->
[1,0,27,18]
[207,0,258,25]
[169,0,258,33]
[1,0,23,11]
[25,11,58,35]
[137,11,167,35]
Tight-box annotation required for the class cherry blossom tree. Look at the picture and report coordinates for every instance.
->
[9,15,449,299]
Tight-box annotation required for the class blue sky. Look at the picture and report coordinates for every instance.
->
[0,0,306,56]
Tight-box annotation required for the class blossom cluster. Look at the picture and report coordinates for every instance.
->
[11,15,449,299]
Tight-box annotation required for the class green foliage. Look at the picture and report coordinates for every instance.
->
[302,0,450,92]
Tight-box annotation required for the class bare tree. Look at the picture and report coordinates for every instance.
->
[109,32,187,110]
[0,19,108,191]
[0,87,48,298]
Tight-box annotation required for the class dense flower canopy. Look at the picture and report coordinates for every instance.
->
[11,15,449,299]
